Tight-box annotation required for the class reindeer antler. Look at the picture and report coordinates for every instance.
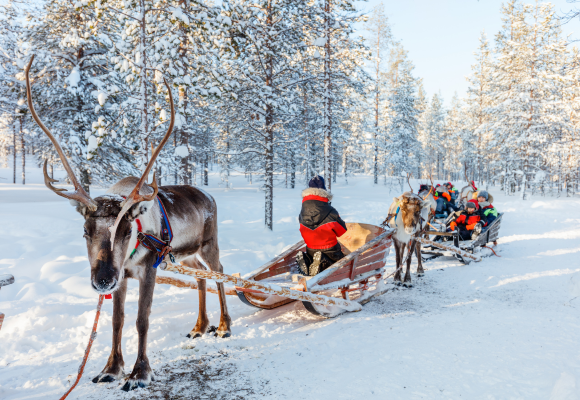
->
[109,77,175,250]
[25,55,98,211]
[464,162,476,191]
[422,170,434,200]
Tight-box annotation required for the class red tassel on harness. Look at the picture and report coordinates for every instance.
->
[104,294,112,299]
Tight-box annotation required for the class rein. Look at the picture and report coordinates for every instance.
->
[59,295,104,400]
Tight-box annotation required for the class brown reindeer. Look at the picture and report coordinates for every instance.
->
[25,56,231,392]
[386,192,431,286]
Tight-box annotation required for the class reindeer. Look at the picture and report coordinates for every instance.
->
[383,175,432,286]
[25,56,231,392]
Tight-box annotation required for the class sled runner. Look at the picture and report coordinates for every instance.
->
[422,213,504,264]
[234,223,395,318]
[0,274,15,331]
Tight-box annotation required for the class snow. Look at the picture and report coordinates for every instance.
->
[174,145,189,158]
[65,68,81,88]
[87,135,98,154]
[97,92,107,106]
[1,167,580,399]
[313,37,326,47]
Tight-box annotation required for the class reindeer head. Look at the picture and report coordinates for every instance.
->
[80,197,132,293]
[25,55,174,295]
[398,193,429,235]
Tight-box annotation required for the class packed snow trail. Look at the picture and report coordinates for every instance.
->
[1,168,580,399]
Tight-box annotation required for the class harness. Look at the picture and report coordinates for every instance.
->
[130,196,174,268]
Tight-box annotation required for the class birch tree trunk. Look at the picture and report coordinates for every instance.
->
[139,0,149,171]
[323,0,332,191]
[264,0,274,229]
[20,117,25,185]
[12,120,16,184]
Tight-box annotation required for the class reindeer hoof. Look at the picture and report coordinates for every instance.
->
[403,282,413,288]
[186,332,202,339]
[93,374,116,383]
[121,371,154,391]
[93,367,124,383]
[215,331,231,338]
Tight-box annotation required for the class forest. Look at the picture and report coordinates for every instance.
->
[0,0,579,229]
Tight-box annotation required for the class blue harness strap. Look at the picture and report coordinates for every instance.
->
[136,197,174,268]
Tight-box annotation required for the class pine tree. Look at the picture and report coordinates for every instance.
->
[24,0,137,189]
[383,44,419,186]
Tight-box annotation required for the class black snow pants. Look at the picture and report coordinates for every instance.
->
[302,243,345,274]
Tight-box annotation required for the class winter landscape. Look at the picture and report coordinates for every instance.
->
[1,0,580,399]
[1,169,580,399]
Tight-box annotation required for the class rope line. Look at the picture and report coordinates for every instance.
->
[59,294,104,400]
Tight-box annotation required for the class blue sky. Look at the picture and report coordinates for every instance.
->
[355,0,580,104]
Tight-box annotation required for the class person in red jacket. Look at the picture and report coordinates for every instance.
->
[434,184,457,217]
[296,176,348,276]
[448,199,487,240]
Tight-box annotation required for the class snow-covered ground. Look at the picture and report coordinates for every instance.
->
[1,165,580,400]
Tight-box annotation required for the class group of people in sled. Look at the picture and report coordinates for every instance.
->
[424,181,499,242]
[294,175,499,277]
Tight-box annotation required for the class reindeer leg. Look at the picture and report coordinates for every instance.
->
[199,241,231,338]
[416,240,425,276]
[403,241,415,286]
[180,255,211,338]
[216,280,232,338]
[187,278,210,339]
[121,266,156,391]
[93,277,127,383]
[393,241,403,283]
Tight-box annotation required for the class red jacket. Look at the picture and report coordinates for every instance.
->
[299,188,347,250]
[450,201,487,231]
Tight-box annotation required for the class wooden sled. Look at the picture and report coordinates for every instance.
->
[156,223,393,318]
[235,223,394,318]
[422,213,504,264]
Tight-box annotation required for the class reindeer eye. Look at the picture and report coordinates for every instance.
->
[83,227,89,237]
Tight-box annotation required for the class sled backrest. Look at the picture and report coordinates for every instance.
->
[471,213,503,247]
[338,223,386,255]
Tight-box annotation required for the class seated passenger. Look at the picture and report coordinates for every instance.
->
[446,182,458,202]
[448,200,487,240]
[296,176,347,276]
[434,184,458,217]
[476,190,498,226]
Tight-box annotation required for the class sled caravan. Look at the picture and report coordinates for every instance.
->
[15,56,503,397]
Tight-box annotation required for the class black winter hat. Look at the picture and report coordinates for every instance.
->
[308,175,326,190]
